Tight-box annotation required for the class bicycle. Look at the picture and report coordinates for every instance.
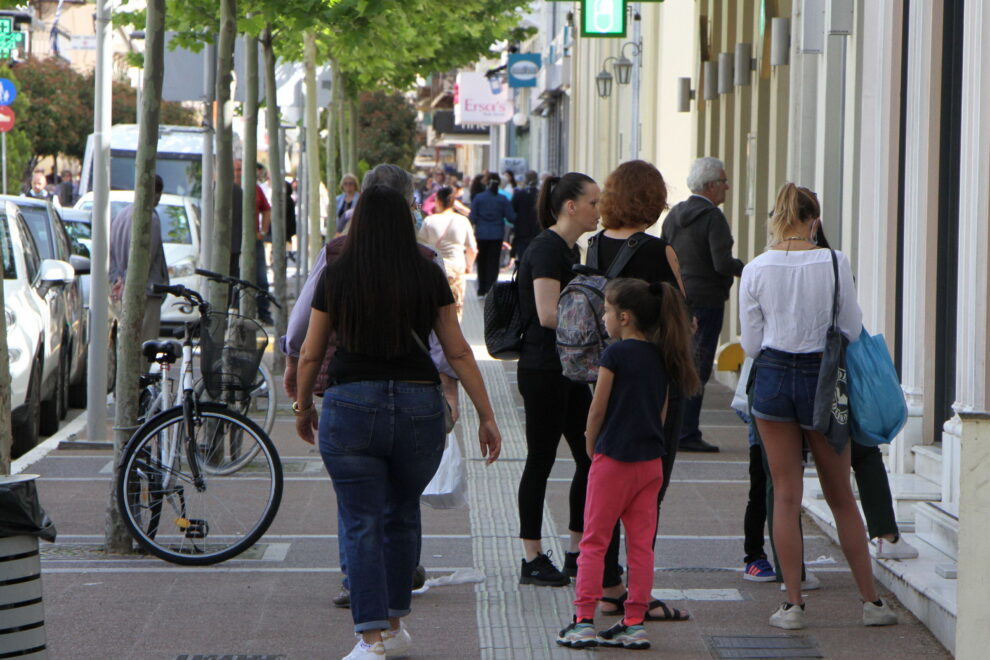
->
[116,283,283,565]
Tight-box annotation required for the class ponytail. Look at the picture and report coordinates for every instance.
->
[487,173,501,194]
[537,171,596,229]
[605,278,701,397]
[770,183,820,244]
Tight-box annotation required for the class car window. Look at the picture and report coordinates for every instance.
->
[17,214,41,282]
[156,203,192,244]
[53,211,71,260]
[64,219,91,241]
[19,205,54,260]
[110,154,202,197]
[0,214,15,279]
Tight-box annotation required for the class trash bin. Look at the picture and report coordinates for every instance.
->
[0,474,56,660]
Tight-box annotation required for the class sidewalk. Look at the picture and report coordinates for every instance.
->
[26,277,950,659]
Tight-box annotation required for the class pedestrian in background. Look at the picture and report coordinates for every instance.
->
[293,184,502,660]
[235,159,274,324]
[56,169,76,207]
[469,173,515,296]
[515,171,599,587]
[510,170,540,262]
[557,278,699,651]
[501,169,517,198]
[419,186,477,319]
[662,156,744,453]
[26,172,51,200]
[740,183,896,630]
[336,174,360,231]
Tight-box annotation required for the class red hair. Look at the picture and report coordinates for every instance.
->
[599,160,668,230]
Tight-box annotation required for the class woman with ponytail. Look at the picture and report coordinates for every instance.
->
[557,278,698,651]
[469,172,515,295]
[516,171,600,587]
[740,183,896,630]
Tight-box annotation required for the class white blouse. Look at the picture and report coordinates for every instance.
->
[740,248,862,357]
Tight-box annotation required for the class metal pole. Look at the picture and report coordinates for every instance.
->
[86,0,112,444]
[298,132,308,279]
[199,41,216,271]
[2,132,6,195]
[631,3,641,160]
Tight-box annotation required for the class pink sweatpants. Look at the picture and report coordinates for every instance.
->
[574,453,663,624]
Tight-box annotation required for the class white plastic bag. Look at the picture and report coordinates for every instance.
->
[421,433,466,509]
[731,356,755,416]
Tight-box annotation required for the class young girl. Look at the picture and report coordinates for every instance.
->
[557,278,700,650]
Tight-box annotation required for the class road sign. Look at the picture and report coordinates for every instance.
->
[581,0,627,38]
[0,17,24,60]
[0,106,15,133]
[0,78,15,106]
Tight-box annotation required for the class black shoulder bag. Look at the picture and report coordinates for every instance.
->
[812,249,851,453]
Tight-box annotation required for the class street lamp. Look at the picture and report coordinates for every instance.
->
[614,41,641,85]
[596,60,615,99]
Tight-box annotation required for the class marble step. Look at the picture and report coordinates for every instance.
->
[914,501,959,562]
[911,443,943,487]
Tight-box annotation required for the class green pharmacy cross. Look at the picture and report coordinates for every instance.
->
[0,18,24,60]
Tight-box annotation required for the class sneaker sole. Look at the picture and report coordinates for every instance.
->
[520,576,571,587]
[599,639,651,649]
[556,639,598,648]
[769,619,805,630]
[743,573,777,582]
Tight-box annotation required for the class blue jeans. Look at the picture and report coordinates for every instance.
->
[319,380,445,633]
[679,306,724,443]
[751,348,822,430]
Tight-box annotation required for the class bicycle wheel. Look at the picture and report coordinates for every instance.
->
[117,402,283,565]
[195,363,275,434]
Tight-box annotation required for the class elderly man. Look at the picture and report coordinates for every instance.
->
[662,157,745,453]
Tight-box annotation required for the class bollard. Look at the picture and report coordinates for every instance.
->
[0,475,51,659]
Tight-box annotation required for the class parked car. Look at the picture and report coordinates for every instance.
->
[2,201,76,456]
[75,191,203,329]
[3,196,90,416]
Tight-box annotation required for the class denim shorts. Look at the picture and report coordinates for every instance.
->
[750,348,822,430]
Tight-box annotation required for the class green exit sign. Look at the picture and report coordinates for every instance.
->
[581,0,626,38]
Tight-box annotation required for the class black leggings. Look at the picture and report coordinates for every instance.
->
[475,239,503,296]
[517,369,592,540]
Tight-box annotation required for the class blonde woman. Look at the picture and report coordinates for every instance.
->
[335,173,360,234]
[740,183,896,630]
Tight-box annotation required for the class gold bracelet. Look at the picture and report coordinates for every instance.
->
[292,401,313,416]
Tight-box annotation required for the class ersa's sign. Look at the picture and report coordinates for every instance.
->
[454,72,514,125]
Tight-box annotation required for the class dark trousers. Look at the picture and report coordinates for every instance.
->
[254,241,271,320]
[680,306,725,443]
[517,369,592,539]
[476,238,503,296]
[603,389,684,588]
[744,443,769,563]
[513,236,533,263]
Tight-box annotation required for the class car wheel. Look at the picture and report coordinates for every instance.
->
[12,358,42,457]
[39,352,64,436]
[58,344,69,420]
[68,352,88,408]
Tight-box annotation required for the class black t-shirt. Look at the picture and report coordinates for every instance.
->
[595,233,677,286]
[311,262,454,383]
[517,229,580,371]
[595,339,669,462]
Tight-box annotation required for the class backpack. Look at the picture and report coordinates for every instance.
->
[556,231,650,382]
[484,269,524,359]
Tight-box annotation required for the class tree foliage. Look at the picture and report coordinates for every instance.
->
[12,57,92,161]
[0,64,32,193]
[356,91,418,170]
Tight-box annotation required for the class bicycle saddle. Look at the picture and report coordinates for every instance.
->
[142,340,183,365]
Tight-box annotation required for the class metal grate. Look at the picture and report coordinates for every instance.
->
[707,635,824,659]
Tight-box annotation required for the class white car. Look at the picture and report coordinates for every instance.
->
[75,191,204,328]
[2,201,76,456]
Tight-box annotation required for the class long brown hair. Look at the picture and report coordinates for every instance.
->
[604,278,701,397]
[770,183,820,243]
[325,185,443,356]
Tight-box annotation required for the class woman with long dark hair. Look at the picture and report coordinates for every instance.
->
[294,185,502,659]
[515,172,600,586]
[469,172,515,296]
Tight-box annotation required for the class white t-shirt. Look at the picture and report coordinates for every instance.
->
[740,248,862,356]
[418,209,477,272]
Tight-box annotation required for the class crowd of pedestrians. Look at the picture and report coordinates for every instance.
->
[281,157,904,659]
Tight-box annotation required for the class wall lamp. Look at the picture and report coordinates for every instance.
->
[676,77,695,112]
[596,41,642,99]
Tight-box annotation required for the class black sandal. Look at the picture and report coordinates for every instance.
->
[599,591,691,622]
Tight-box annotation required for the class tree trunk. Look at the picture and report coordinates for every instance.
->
[324,61,337,238]
[263,26,286,375]
[337,74,349,176]
[238,32,258,321]
[209,0,236,310]
[0,256,11,474]
[348,95,358,177]
[303,31,321,268]
[106,0,166,553]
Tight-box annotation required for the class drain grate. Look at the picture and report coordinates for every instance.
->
[707,635,823,659]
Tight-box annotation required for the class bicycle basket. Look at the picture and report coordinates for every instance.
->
[199,312,268,398]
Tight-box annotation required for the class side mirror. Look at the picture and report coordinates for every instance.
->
[69,254,91,276]
[39,258,76,285]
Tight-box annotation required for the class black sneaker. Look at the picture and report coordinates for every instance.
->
[520,551,571,587]
[563,551,579,578]
[412,565,427,590]
[332,583,350,608]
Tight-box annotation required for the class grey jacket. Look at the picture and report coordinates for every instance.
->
[661,195,744,308]
[109,203,170,298]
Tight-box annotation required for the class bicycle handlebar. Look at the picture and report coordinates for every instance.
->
[195,268,281,309]
[152,283,205,306]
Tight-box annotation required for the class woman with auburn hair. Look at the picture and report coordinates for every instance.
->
[579,159,692,623]
[741,183,895,630]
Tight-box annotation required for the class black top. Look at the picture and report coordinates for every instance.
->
[517,229,580,371]
[595,233,677,286]
[511,185,540,240]
[595,339,670,462]
[311,262,454,384]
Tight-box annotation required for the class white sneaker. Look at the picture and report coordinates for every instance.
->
[780,571,821,591]
[874,536,919,560]
[863,599,898,626]
[382,625,412,658]
[769,602,806,630]
[342,639,386,659]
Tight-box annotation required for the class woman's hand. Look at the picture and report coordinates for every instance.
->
[478,418,502,465]
[295,407,318,445]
